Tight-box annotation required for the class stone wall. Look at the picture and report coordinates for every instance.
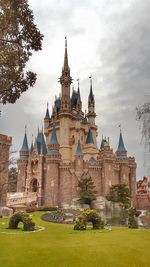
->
[0,134,12,206]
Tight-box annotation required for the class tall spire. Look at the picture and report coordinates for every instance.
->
[77,78,81,101]
[20,126,29,152]
[63,36,69,71]
[88,76,94,103]
[60,37,72,110]
[45,102,50,119]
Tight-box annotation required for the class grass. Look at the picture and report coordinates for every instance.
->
[0,212,150,267]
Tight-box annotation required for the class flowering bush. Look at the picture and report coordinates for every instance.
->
[74,209,104,230]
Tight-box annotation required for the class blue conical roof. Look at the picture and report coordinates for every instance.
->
[49,125,59,145]
[75,140,83,156]
[45,105,50,119]
[86,129,94,144]
[20,132,29,152]
[36,131,47,155]
[117,131,127,152]
[88,79,94,103]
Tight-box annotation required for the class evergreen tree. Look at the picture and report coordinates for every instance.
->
[0,0,43,104]
[8,167,17,192]
[78,175,97,206]
[106,184,131,207]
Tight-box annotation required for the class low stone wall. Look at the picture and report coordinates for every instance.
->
[136,194,150,210]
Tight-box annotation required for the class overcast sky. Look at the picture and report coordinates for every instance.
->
[1,0,150,179]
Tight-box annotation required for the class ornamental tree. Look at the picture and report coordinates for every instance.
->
[106,184,131,208]
[0,0,43,104]
[78,175,97,206]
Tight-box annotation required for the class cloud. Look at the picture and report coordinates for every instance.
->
[1,0,149,178]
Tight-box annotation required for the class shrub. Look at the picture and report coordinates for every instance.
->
[128,208,139,229]
[83,209,104,229]
[8,212,35,231]
[74,209,104,230]
[74,215,87,230]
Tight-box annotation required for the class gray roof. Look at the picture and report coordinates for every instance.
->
[117,132,127,153]
[20,132,29,152]
[75,140,83,156]
[86,129,94,144]
[36,131,47,155]
[89,157,96,163]
[49,125,59,145]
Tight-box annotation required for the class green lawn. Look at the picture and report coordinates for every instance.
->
[0,212,150,267]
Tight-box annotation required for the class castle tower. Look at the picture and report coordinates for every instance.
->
[17,128,29,192]
[87,77,96,125]
[45,125,61,206]
[0,134,12,206]
[44,103,50,139]
[60,37,72,111]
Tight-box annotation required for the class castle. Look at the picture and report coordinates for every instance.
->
[16,39,137,208]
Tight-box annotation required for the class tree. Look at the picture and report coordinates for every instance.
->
[136,102,150,176]
[0,149,17,205]
[8,167,17,192]
[78,175,97,206]
[0,0,43,104]
[106,184,131,207]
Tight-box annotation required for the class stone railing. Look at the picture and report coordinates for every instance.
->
[6,192,37,207]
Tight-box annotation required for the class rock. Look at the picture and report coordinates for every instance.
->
[0,206,13,218]
[64,212,74,224]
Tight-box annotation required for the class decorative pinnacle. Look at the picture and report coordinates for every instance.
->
[25,124,27,133]
[118,124,122,133]
[76,78,80,89]
[89,75,92,87]
[65,36,67,48]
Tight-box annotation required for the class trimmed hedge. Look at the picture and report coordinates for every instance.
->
[8,212,35,231]
[74,209,104,230]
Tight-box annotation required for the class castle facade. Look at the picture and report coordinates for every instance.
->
[17,39,137,208]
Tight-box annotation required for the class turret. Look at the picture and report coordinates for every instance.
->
[44,103,50,137]
[87,76,96,125]
[116,129,127,158]
[76,79,82,112]
[60,37,72,111]
[17,127,29,192]
[45,125,61,206]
